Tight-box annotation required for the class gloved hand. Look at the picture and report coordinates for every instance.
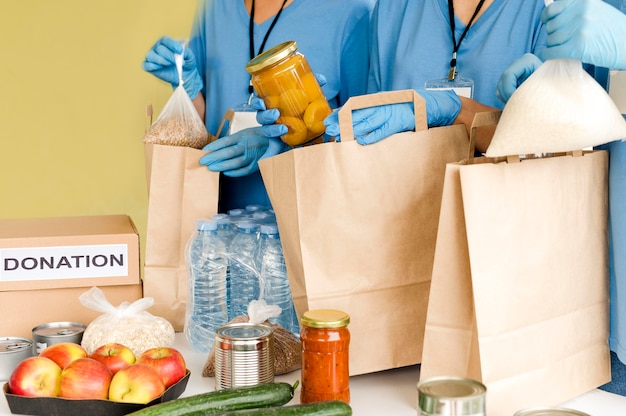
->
[250,96,287,137]
[200,127,272,177]
[323,89,461,145]
[142,36,203,99]
[539,0,626,69]
[249,73,328,139]
[496,53,543,103]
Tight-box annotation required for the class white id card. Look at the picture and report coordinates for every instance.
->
[424,77,474,99]
[228,103,260,135]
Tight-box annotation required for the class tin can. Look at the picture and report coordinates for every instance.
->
[246,40,332,147]
[32,322,86,355]
[417,376,486,416]
[0,337,33,381]
[214,322,274,390]
[300,309,351,404]
[513,408,591,416]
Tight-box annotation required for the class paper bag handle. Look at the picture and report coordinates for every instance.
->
[468,110,501,160]
[337,89,427,142]
[214,109,236,142]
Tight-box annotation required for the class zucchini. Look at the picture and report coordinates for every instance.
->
[126,382,297,416]
[211,400,352,416]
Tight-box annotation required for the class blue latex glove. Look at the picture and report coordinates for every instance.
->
[496,53,543,103]
[250,74,329,139]
[200,127,274,177]
[323,89,461,145]
[539,0,626,69]
[142,36,203,99]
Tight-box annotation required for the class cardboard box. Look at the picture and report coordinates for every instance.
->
[0,215,143,339]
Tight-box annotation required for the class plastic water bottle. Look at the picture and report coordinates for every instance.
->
[256,223,299,335]
[228,220,260,320]
[184,219,229,353]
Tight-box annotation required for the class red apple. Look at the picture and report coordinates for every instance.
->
[39,342,88,369]
[136,347,186,388]
[8,356,61,397]
[108,364,165,404]
[90,342,136,375]
[58,357,112,399]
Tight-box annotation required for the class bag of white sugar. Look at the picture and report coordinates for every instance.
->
[486,59,626,157]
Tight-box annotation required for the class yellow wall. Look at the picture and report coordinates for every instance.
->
[0,1,197,261]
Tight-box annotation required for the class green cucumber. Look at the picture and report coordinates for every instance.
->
[211,400,352,416]
[126,382,297,416]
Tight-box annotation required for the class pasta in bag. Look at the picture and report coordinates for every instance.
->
[143,43,209,149]
[486,59,626,157]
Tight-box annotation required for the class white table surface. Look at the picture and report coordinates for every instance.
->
[2,333,626,415]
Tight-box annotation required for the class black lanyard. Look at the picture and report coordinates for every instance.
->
[248,0,288,93]
[447,0,486,80]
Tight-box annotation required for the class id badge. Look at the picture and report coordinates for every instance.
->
[424,77,474,99]
[229,103,260,135]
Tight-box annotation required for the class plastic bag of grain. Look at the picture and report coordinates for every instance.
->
[486,59,626,157]
[79,286,175,357]
[143,42,209,149]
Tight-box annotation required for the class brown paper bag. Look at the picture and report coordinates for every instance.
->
[259,90,471,375]
[420,150,611,415]
[143,143,219,330]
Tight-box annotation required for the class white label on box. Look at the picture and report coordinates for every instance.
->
[0,244,128,281]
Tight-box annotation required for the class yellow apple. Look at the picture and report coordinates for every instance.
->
[108,364,165,404]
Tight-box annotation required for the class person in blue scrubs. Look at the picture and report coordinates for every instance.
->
[496,0,626,396]
[143,0,374,212]
[324,0,547,153]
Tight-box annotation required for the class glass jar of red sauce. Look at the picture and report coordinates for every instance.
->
[300,309,350,404]
[245,40,332,147]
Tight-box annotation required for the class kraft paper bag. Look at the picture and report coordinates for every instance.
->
[143,143,219,330]
[420,151,611,415]
[259,90,474,375]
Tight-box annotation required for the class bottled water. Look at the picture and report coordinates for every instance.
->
[256,223,299,335]
[214,214,236,318]
[184,219,228,353]
[228,220,260,320]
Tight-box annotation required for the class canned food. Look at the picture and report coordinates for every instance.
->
[514,408,591,416]
[417,376,486,416]
[246,40,332,146]
[214,322,274,390]
[0,337,33,381]
[32,322,86,355]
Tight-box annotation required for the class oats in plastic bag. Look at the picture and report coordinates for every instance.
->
[143,42,209,149]
[486,59,626,157]
[79,286,175,357]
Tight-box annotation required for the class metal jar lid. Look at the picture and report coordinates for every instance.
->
[417,376,486,416]
[246,40,298,74]
[514,407,591,416]
[301,309,350,329]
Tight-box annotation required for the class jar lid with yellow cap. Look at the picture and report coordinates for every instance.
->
[246,40,298,74]
[301,309,350,329]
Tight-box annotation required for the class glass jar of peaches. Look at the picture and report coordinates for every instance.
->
[246,41,332,146]
[300,309,350,404]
